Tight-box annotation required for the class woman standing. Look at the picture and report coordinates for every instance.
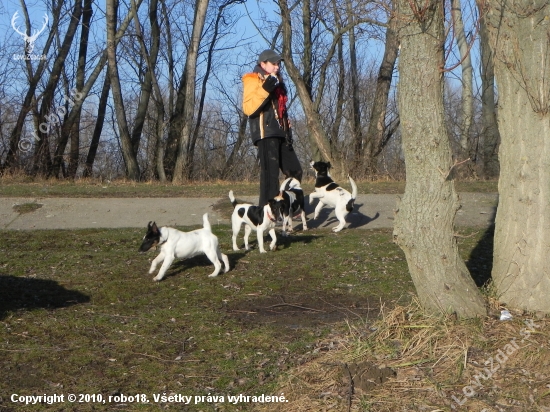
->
[242,49,303,207]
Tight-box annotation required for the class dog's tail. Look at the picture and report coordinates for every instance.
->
[228,190,238,208]
[346,175,358,212]
[202,213,212,231]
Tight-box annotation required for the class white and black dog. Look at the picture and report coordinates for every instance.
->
[139,213,230,281]
[271,177,308,236]
[309,160,358,232]
[229,191,278,253]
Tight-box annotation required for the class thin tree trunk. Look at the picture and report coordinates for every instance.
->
[279,0,338,175]
[364,13,399,178]
[1,1,61,173]
[485,0,550,313]
[83,72,111,178]
[48,0,91,179]
[393,0,486,318]
[51,0,142,178]
[33,0,83,177]
[451,0,474,161]
[345,0,363,171]
[107,0,140,180]
[172,0,209,183]
[186,0,242,180]
[477,4,500,178]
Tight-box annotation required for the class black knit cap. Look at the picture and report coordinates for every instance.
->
[258,49,283,64]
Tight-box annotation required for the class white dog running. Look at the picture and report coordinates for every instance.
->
[309,160,358,232]
[139,213,229,281]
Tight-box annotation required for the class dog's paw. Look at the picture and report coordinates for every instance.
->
[153,276,163,282]
[208,273,219,278]
[332,226,343,232]
[259,250,267,254]
[270,244,277,251]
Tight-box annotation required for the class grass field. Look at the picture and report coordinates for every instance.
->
[1,220,525,411]
[0,225,412,411]
[3,179,548,411]
[0,177,498,198]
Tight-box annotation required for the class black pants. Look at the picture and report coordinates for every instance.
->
[257,137,303,207]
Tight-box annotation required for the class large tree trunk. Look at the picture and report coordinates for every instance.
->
[172,0,209,183]
[393,0,486,318]
[107,0,140,180]
[477,4,500,179]
[485,1,550,313]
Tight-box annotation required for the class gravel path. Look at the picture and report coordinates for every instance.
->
[1,193,498,230]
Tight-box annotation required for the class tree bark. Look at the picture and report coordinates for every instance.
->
[32,0,83,177]
[364,12,399,177]
[345,0,363,171]
[393,0,486,318]
[477,3,500,178]
[451,0,474,161]
[82,72,111,178]
[172,0,209,183]
[107,0,140,180]
[485,0,550,313]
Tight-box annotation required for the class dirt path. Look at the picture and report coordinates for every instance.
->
[1,193,498,230]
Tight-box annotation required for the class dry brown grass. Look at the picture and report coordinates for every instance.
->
[262,298,550,412]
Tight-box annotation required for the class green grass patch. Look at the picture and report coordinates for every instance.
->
[0,225,493,411]
[0,178,497,198]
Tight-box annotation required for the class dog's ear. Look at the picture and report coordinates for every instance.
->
[326,162,331,169]
[151,222,159,233]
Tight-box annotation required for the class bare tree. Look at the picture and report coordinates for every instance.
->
[186,0,245,180]
[393,0,486,317]
[363,6,399,177]
[172,0,210,183]
[1,0,62,173]
[484,0,550,313]
[477,1,499,178]
[107,0,140,180]
[82,72,111,177]
[451,0,474,163]
[32,0,83,177]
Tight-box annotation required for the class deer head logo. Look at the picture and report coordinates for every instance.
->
[11,11,49,55]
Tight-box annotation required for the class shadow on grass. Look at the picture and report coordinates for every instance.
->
[306,201,379,230]
[466,205,497,288]
[0,274,90,320]
[466,223,495,287]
